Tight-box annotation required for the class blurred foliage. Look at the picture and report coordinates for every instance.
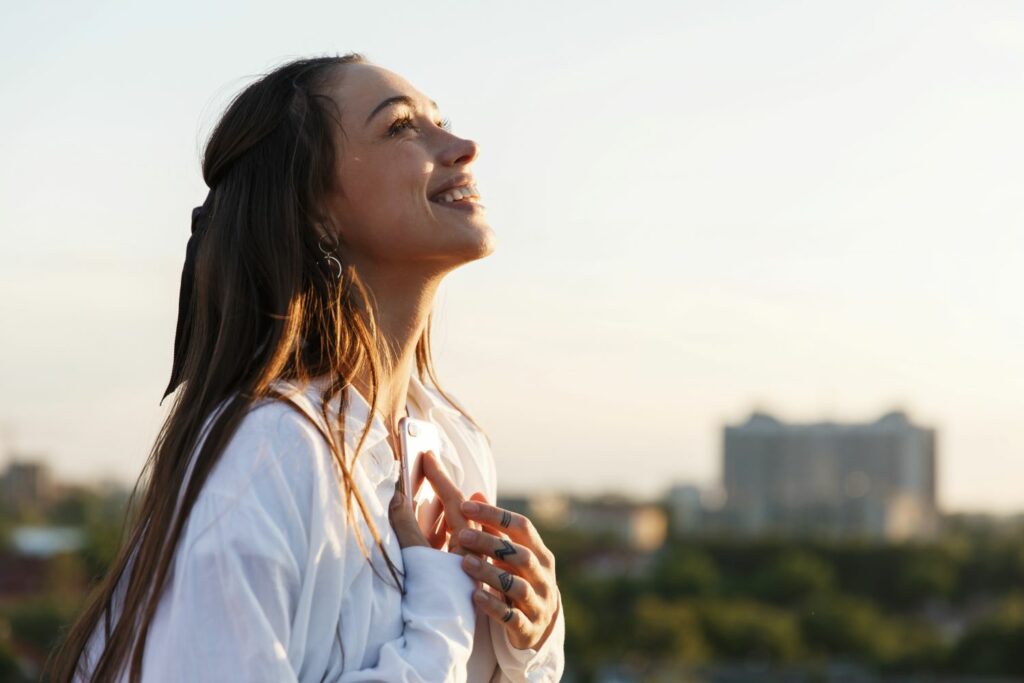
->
[691,598,804,663]
[949,592,1024,676]
[0,638,32,683]
[539,522,1024,679]
[0,484,130,680]
[4,598,73,654]
[750,550,835,605]
[650,547,720,598]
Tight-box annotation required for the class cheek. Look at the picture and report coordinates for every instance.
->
[346,147,429,207]
[335,152,434,252]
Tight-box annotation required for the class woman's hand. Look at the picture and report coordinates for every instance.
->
[389,451,477,556]
[455,497,561,651]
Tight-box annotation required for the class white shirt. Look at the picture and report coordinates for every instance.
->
[78,372,565,682]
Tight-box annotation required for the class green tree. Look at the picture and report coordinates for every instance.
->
[650,548,719,598]
[753,550,835,605]
[950,593,1024,676]
[891,551,957,609]
[631,596,710,664]
[695,599,804,663]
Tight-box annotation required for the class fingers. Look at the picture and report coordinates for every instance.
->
[459,499,546,552]
[455,527,548,583]
[460,553,541,620]
[420,451,470,538]
[389,481,428,549]
[471,585,532,644]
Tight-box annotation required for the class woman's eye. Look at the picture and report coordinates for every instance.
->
[388,115,453,137]
[388,115,415,136]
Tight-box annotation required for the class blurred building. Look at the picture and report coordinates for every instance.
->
[721,411,938,540]
[666,483,704,535]
[566,495,667,552]
[0,457,57,514]
[498,492,668,552]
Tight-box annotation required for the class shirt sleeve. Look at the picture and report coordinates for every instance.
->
[340,546,477,682]
[489,589,566,683]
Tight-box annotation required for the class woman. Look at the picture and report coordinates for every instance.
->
[45,53,565,682]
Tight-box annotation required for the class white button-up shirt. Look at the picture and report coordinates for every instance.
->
[78,372,565,682]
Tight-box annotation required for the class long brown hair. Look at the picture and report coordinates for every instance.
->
[45,53,486,683]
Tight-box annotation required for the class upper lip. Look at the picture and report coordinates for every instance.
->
[429,174,478,201]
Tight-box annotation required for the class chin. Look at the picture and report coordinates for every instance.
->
[467,221,497,258]
[444,225,497,265]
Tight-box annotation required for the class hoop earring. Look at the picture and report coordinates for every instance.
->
[318,234,343,281]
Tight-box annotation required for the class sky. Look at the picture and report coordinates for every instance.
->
[1,0,1021,513]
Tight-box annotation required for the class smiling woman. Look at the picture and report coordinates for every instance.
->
[43,53,564,683]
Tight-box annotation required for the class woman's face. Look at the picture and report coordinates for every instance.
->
[324,63,495,273]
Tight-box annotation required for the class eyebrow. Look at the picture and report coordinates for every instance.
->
[365,95,440,126]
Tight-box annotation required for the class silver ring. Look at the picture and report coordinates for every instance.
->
[317,233,335,255]
[321,254,343,280]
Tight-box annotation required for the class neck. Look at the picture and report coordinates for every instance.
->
[347,261,446,432]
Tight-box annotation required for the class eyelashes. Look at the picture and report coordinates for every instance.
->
[388,114,452,137]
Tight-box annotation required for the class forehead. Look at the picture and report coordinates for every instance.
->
[333,63,435,121]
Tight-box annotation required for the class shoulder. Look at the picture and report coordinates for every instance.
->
[201,394,334,496]
[182,392,341,546]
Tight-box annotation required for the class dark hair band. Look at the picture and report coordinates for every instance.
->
[161,191,213,404]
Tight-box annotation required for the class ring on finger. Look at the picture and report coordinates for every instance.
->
[498,570,515,594]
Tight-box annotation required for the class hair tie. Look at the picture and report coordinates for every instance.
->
[161,190,213,403]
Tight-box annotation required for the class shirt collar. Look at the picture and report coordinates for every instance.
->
[270,372,466,490]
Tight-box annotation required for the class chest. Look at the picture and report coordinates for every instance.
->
[330,439,487,663]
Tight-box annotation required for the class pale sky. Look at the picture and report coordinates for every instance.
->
[1,1,1021,513]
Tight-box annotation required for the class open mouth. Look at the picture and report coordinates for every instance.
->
[432,197,485,211]
[429,182,483,208]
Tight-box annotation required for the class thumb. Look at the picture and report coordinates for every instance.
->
[389,482,427,549]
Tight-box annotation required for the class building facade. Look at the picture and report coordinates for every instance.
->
[722,411,938,540]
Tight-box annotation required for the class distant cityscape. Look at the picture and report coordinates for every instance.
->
[506,411,943,547]
[4,410,1023,562]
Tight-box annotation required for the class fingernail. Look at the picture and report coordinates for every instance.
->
[461,501,479,514]
[464,555,480,569]
[391,492,403,508]
[459,529,476,543]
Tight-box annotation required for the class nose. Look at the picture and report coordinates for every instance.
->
[441,135,479,167]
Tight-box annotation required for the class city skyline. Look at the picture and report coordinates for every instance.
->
[1,1,1022,513]
[1,406,1016,520]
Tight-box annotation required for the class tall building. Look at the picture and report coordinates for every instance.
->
[722,411,938,540]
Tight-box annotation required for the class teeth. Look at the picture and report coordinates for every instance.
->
[433,183,479,203]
